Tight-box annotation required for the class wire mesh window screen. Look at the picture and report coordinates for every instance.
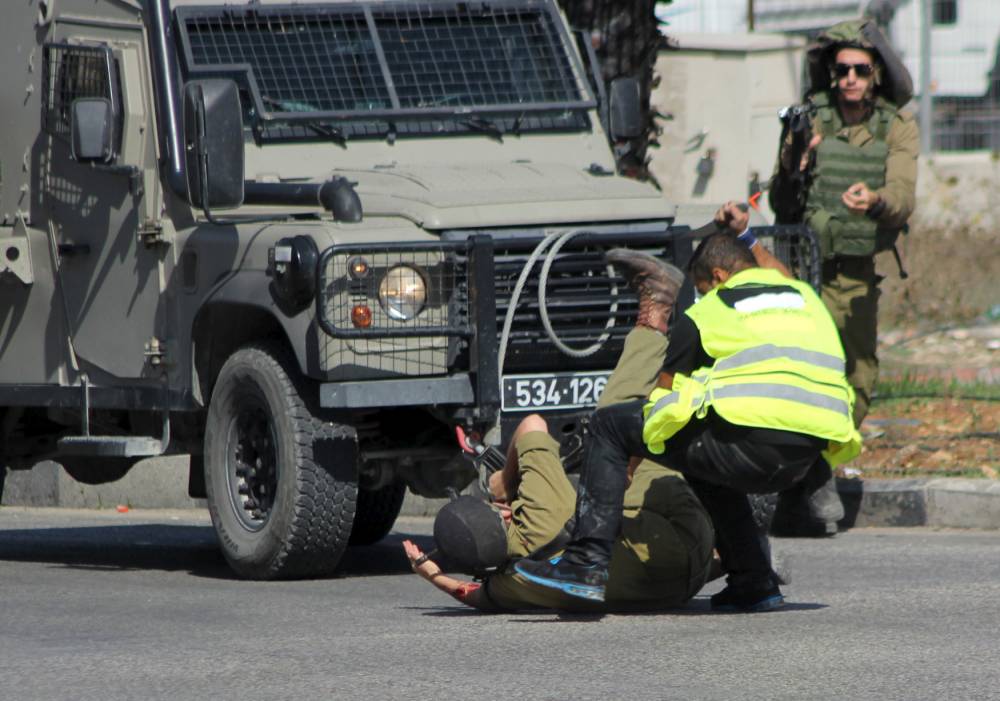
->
[182,9,391,114]
[176,1,591,121]
[321,249,467,336]
[42,44,117,140]
[374,4,582,108]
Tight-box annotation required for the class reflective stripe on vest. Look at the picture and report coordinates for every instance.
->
[646,381,849,423]
[713,344,845,375]
[710,383,850,417]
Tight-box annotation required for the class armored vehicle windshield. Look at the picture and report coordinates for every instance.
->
[174,1,596,142]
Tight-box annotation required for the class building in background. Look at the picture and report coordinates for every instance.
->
[648,33,806,220]
[654,0,1000,150]
[891,0,1000,149]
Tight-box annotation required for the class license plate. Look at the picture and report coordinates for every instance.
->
[502,371,610,412]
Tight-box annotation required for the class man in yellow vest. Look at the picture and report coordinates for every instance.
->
[515,228,861,611]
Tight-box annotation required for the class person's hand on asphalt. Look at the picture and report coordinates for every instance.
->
[714,200,749,234]
[842,181,881,215]
[403,539,442,580]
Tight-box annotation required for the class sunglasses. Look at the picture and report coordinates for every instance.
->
[834,62,875,78]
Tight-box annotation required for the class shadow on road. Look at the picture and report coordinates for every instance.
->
[336,532,436,578]
[0,523,229,576]
[0,524,435,580]
[404,596,828,618]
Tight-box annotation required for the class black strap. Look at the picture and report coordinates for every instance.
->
[891,244,909,279]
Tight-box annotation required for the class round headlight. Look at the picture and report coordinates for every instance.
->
[378,266,426,320]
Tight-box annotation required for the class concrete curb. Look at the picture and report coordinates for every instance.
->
[1,458,205,510]
[2,459,998,530]
[838,477,1000,530]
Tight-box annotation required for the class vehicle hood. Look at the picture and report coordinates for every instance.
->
[336,162,677,229]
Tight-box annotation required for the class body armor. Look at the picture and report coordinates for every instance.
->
[807,92,897,258]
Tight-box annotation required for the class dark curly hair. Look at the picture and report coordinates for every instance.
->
[687,232,755,286]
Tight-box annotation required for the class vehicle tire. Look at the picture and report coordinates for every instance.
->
[204,343,357,580]
[349,480,406,545]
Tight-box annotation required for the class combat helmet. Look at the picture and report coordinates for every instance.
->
[806,18,913,106]
[432,495,508,577]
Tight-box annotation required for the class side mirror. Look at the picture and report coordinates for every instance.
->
[608,77,644,140]
[183,79,244,209]
[71,98,115,164]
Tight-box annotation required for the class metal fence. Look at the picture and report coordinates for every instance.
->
[655,0,1000,152]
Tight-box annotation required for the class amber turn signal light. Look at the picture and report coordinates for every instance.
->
[351,305,373,328]
[347,256,370,279]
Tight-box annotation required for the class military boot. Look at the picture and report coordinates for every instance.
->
[772,461,844,538]
[605,249,685,334]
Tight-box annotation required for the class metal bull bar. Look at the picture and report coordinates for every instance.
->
[313,225,821,420]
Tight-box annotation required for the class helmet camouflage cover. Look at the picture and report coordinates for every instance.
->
[806,18,914,106]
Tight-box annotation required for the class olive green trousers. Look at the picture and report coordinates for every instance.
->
[821,256,880,428]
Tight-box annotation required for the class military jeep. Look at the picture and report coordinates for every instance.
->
[0,0,816,579]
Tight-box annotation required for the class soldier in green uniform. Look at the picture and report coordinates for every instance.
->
[402,325,716,613]
[769,18,919,536]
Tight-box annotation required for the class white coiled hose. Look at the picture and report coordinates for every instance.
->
[496,230,620,397]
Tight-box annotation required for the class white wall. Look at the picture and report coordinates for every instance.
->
[649,34,806,219]
[657,0,747,34]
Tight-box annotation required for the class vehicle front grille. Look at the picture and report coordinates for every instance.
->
[489,230,688,372]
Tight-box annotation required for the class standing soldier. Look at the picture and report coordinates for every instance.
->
[769,19,919,536]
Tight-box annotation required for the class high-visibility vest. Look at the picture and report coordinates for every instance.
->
[643,267,862,466]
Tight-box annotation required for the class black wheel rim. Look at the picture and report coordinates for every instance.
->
[225,394,279,532]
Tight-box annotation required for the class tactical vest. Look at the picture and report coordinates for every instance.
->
[643,268,862,467]
[806,92,897,258]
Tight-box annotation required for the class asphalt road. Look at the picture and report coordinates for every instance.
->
[0,508,998,701]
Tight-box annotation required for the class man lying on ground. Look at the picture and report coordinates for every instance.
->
[403,321,716,612]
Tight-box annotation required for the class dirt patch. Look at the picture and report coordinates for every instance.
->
[848,312,1000,480]
[879,322,1000,385]
[844,398,999,479]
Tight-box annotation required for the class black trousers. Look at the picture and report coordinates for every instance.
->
[566,400,823,585]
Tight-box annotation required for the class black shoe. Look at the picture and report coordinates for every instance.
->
[514,556,608,602]
[770,514,838,538]
[771,484,840,538]
[711,581,784,613]
[772,463,843,538]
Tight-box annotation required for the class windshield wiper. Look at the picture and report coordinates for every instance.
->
[299,121,347,146]
[262,96,347,146]
[459,116,504,142]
